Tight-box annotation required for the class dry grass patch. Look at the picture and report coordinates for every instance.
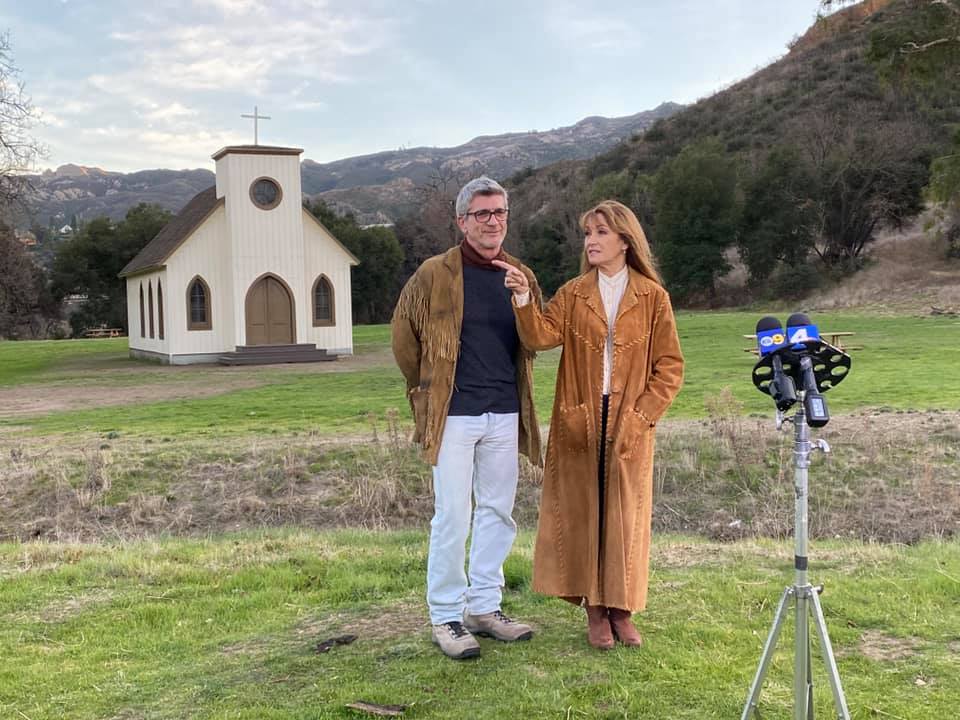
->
[856,629,923,662]
[219,599,427,661]
[2,410,959,544]
[810,216,960,315]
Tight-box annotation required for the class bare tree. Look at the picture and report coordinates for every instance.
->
[0,31,44,212]
[395,161,489,277]
[796,110,931,267]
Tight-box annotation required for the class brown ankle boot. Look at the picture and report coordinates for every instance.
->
[608,607,643,646]
[585,605,614,650]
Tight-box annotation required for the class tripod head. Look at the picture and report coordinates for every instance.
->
[751,313,851,427]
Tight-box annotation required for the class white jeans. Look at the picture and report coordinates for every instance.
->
[427,412,520,625]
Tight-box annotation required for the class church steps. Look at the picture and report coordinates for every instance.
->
[218,344,337,365]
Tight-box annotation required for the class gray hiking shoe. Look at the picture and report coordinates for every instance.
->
[431,621,481,660]
[463,610,534,642]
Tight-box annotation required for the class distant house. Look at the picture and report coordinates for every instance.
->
[15,230,37,246]
[119,144,358,365]
[58,224,73,236]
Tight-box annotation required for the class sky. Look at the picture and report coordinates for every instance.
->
[2,1,832,174]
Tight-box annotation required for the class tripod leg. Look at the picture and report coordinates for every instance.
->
[809,589,851,720]
[795,592,812,720]
[741,587,793,720]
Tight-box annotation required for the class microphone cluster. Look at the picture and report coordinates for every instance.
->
[751,313,851,427]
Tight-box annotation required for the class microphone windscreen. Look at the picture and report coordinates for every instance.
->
[786,312,820,345]
[755,315,786,356]
[756,315,782,333]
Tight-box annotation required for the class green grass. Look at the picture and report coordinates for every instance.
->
[2,312,959,438]
[2,531,958,719]
[2,316,959,718]
[12,368,410,437]
[0,337,132,386]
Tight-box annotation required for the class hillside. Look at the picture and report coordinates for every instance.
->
[18,103,682,229]
[22,166,215,230]
[504,0,960,304]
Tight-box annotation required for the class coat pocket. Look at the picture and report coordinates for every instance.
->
[616,408,654,460]
[558,402,593,454]
[409,388,431,443]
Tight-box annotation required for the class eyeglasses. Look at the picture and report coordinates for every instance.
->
[464,208,509,223]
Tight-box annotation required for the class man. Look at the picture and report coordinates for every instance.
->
[391,176,543,660]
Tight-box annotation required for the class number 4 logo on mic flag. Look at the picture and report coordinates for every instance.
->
[789,327,814,343]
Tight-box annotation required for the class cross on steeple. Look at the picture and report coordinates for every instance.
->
[241,105,271,145]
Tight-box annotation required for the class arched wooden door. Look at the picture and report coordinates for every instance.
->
[245,275,294,345]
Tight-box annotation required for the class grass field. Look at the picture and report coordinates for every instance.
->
[2,312,959,438]
[2,530,959,719]
[2,312,959,719]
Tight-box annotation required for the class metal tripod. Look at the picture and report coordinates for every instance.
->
[741,399,851,720]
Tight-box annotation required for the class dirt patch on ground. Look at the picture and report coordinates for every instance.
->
[0,377,266,417]
[806,217,960,315]
[0,348,395,418]
[220,599,427,658]
[857,629,923,662]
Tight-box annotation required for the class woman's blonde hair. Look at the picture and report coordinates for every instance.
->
[578,199,662,285]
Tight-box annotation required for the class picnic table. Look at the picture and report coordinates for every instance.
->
[82,327,124,338]
[742,331,859,355]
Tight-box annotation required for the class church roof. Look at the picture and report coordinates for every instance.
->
[119,186,222,278]
[211,145,303,161]
[119,183,359,278]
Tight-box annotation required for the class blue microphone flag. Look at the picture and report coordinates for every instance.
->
[755,315,787,356]
[786,313,821,347]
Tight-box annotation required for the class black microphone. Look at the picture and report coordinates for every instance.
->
[786,313,830,426]
[755,316,796,412]
[785,312,821,347]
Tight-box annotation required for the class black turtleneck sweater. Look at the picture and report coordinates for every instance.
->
[447,263,520,416]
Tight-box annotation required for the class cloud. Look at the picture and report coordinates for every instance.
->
[36,1,398,171]
[141,102,198,122]
[544,4,633,52]
[37,110,66,128]
[102,3,388,95]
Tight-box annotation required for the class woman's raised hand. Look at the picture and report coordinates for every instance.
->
[491,259,530,296]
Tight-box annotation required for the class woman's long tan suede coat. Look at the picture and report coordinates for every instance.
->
[514,268,684,611]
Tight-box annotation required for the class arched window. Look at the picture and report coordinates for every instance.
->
[312,275,335,327]
[148,281,155,339]
[139,283,145,338]
[157,281,165,340]
[187,276,212,331]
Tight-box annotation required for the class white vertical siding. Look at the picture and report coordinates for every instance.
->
[165,206,233,355]
[303,214,355,353]
[217,153,306,345]
[126,269,169,355]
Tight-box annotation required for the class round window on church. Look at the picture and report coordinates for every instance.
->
[250,177,282,210]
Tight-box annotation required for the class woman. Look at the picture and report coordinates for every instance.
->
[493,200,683,649]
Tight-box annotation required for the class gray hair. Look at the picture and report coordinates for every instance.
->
[455,176,508,217]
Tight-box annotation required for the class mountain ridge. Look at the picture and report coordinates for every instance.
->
[20,102,683,229]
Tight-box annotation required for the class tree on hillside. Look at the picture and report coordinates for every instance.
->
[0,223,57,338]
[50,204,172,336]
[738,146,819,296]
[521,221,581,296]
[309,200,403,324]
[797,112,931,269]
[0,32,43,211]
[926,127,960,256]
[393,165,485,281]
[653,139,740,301]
